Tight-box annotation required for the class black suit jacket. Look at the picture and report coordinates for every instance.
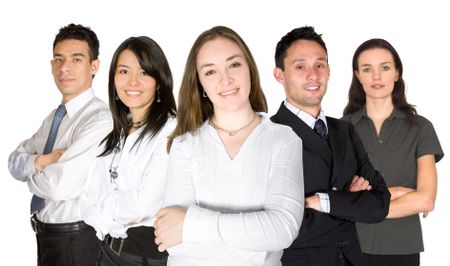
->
[271,103,390,266]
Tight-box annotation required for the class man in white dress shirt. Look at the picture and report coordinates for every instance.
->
[8,23,112,266]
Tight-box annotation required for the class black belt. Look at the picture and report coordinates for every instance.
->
[103,226,167,263]
[30,214,90,234]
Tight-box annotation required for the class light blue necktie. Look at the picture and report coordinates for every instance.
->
[30,104,67,214]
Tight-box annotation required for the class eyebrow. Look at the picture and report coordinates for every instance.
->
[53,53,86,58]
[198,54,243,70]
[291,57,327,64]
[360,61,393,67]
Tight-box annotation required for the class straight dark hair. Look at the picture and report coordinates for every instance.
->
[343,38,417,124]
[100,36,176,156]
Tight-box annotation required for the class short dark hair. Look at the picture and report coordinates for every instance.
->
[275,26,327,70]
[53,23,99,62]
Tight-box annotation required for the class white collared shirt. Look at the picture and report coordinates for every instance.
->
[284,100,328,133]
[8,88,112,223]
[164,113,304,266]
[82,117,176,240]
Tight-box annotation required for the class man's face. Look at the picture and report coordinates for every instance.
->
[274,40,329,117]
[51,39,99,103]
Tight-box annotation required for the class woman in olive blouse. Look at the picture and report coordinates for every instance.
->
[342,38,444,266]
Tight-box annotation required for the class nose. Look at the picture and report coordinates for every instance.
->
[373,69,381,80]
[61,60,72,72]
[220,70,234,85]
[306,67,318,81]
[129,73,140,86]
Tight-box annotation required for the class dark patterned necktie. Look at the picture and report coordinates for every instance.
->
[30,104,67,214]
[314,119,327,140]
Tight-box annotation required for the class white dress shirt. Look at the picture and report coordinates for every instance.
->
[164,113,304,266]
[8,88,112,223]
[83,117,176,240]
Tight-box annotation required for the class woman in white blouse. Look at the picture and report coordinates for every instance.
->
[83,36,176,265]
[153,26,304,266]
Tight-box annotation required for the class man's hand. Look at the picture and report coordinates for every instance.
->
[34,149,65,171]
[305,195,322,212]
[154,207,186,252]
[348,175,372,192]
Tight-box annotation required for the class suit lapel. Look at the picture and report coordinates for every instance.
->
[272,104,332,166]
[327,118,347,185]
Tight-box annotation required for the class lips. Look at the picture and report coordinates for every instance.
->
[219,88,239,96]
[371,84,384,89]
[124,90,143,97]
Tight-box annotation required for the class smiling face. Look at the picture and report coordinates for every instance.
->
[355,48,399,102]
[114,49,157,121]
[51,39,99,104]
[196,37,252,114]
[274,40,330,117]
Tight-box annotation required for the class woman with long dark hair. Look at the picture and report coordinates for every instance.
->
[343,38,444,266]
[83,36,176,265]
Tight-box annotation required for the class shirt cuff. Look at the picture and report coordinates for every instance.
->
[183,205,220,243]
[316,193,330,213]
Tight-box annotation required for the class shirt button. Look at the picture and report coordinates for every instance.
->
[378,139,383,144]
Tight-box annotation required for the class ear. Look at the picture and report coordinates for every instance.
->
[395,70,399,82]
[273,67,285,85]
[354,70,361,81]
[91,59,100,75]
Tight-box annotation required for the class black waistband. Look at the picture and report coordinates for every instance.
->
[30,214,91,234]
[103,226,167,260]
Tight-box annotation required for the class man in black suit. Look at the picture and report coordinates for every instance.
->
[271,26,390,266]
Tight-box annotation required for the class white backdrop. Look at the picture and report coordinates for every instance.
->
[1,0,448,264]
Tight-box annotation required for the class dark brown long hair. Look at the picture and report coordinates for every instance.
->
[167,26,267,151]
[100,36,176,156]
[343,38,416,124]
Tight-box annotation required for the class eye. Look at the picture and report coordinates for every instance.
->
[361,67,370,73]
[53,58,63,63]
[205,69,216,76]
[317,63,326,69]
[296,65,305,70]
[73,58,82,63]
[140,70,150,76]
[118,69,128,74]
[230,62,241,68]
[382,65,391,71]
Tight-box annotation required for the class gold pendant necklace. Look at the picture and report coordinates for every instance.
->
[209,113,257,136]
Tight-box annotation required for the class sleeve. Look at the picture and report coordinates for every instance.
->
[26,110,112,201]
[166,132,304,257]
[416,118,444,162]
[8,118,48,181]
[100,126,173,227]
[328,123,390,223]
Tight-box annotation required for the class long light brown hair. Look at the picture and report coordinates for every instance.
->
[167,26,267,151]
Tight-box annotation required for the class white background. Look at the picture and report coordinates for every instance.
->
[0,0,448,264]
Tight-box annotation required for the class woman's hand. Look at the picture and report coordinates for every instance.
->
[154,206,186,252]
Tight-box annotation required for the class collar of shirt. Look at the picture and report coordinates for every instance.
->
[62,87,96,119]
[348,105,407,126]
[284,100,328,132]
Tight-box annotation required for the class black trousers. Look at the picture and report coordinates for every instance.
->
[36,224,100,266]
[282,245,358,266]
[364,253,420,266]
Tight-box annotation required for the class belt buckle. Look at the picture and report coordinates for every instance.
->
[30,215,38,233]
[109,237,124,256]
